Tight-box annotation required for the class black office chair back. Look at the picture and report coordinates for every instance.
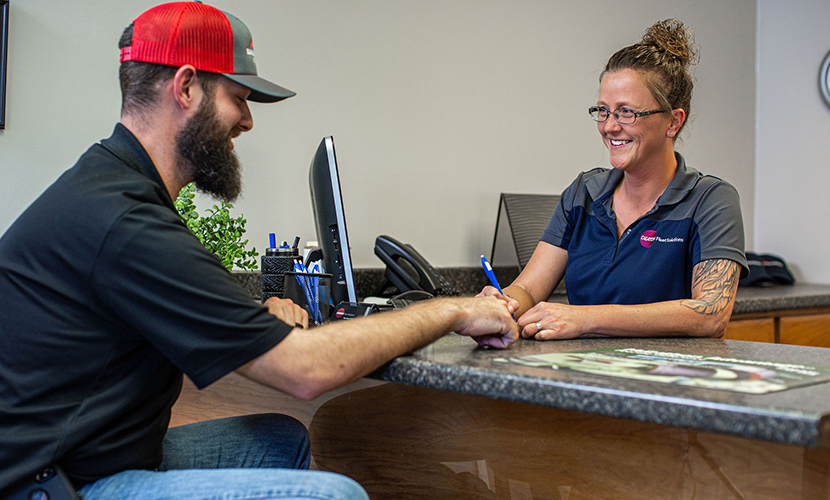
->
[490,193,561,270]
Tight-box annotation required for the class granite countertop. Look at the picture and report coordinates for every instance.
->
[372,335,830,448]
[731,283,830,315]
[234,269,830,446]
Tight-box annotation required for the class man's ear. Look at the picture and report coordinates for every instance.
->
[172,65,199,111]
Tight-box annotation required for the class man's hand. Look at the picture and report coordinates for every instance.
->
[451,296,519,348]
[476,286,520,317]
[264,297,308,329]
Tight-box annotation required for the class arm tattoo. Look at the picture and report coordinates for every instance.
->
[680,260,740,316]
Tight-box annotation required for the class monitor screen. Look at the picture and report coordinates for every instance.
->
[309,136,357,305]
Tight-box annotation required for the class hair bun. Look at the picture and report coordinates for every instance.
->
[641,19,699,68]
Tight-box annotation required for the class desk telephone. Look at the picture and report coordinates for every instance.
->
[373,235,460,297]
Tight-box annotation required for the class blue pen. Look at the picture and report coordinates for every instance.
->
[481,255,515,319]
[294,262,317,322]
[310,262,320,304]
[310,262,322,323]
[300,261,322,324]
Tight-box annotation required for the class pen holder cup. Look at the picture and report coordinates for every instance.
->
[261,249,300,302]
[283,272,333,327]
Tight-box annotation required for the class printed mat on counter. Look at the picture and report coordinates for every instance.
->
[494,347,830,394]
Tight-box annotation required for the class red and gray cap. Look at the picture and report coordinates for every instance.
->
[120,1,295,103]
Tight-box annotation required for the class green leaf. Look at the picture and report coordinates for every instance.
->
[174,183,260,272]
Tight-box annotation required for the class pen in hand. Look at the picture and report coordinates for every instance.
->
[480,255,515,320]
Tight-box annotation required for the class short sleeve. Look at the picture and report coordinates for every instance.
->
[693,180,749,278]
[90,203,292,388]
[540,173,582,249]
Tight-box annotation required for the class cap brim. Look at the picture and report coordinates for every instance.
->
[739,253,775,287]
[760,254,796,285]
[224,73,296,103]
[739,268,775,287]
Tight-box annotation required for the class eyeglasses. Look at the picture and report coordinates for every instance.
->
[588,106,665,124]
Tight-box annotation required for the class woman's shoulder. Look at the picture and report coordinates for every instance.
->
[690,171,740,199]
[676,167,742,217]
[675,155,740,199]
[675,153,731,184]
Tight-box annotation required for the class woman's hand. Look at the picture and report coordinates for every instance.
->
[476,286,520,317]
[517,302,587,340]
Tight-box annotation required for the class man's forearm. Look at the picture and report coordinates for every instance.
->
[238,298,465,400]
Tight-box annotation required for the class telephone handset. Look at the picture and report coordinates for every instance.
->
[373,235,460,297]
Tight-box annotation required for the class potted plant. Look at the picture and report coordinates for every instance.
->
[174,183,258,272]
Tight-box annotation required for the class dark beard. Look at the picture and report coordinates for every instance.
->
[175,93,242,203]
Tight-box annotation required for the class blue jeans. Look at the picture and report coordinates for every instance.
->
[78,414,368,500]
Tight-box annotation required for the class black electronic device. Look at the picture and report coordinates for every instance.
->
[330,301,377,320]
[309,137,357,306]
[6,466,79,500]
[373,235,460,297]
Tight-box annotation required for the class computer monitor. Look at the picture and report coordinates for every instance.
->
[309,136,357,305]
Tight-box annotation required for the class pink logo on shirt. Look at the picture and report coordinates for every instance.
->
[640,230,657,248]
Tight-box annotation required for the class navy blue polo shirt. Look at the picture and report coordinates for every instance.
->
[542,153,748,306]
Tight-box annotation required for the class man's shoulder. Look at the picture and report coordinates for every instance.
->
[0,140,173,260]
[55,141,169,217]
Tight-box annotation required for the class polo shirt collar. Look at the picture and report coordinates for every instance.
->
[100,123,175,208]
[585,152,699,208]
[658,153,699,206]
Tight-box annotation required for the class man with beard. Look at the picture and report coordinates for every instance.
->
[0,3,518,500]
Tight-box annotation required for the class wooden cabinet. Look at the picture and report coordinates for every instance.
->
[724,318,775,343]
[727,309,830,347]
[780,313,830,348]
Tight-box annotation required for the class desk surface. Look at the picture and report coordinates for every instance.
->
[733,283,830,315]
[372,335,830,448]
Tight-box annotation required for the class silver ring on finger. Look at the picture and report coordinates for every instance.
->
[535,321,543,332]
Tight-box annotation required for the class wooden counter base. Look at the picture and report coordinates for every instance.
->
[171,367,830,499]
[310,383,829,500]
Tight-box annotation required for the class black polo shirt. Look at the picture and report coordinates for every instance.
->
[0,124,291,493]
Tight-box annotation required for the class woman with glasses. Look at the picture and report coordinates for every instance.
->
[480,19,747,340]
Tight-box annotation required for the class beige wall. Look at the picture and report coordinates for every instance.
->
[0,0,756,268]
[755,0,830,283]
